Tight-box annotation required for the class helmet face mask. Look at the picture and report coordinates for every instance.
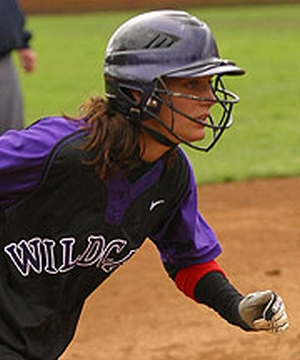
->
[104,10,245,151]
[139,75,239,151]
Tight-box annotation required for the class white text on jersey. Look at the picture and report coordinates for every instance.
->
[4,234,137,277]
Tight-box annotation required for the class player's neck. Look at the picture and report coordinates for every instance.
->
[140,132,172,163]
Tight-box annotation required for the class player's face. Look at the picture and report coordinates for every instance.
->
[157,76,216,144]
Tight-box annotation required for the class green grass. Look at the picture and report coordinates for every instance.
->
[18,11,135,119]
[19,4,300,184]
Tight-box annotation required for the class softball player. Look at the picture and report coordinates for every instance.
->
[0,10,288,359]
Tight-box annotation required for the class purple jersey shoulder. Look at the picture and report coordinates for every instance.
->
[152,148,222,267]
[0,117,83,209]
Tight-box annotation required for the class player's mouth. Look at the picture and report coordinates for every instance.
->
[195,114,209,126]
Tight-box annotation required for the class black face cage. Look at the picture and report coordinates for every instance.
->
[141,75,240,151]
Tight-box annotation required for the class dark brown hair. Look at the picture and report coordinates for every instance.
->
[69,94,178,180]
[77,95,144,180]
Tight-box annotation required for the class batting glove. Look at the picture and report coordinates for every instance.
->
[238,290,289,333]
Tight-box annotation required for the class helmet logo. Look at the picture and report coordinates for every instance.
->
[143,28,180,49]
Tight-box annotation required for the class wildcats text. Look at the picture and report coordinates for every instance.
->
[4,234,136,277]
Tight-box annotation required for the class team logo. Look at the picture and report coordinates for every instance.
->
[149,199,165,212]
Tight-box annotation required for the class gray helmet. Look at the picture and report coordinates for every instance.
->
[104,10,245,151]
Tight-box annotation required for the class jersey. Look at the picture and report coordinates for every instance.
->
[0,117,221,359]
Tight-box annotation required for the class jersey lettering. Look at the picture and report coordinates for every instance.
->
[4,234,136,277]
[4,238,43,276]
[101,239,136,273]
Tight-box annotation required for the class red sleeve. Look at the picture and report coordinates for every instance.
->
[175,260,226,301]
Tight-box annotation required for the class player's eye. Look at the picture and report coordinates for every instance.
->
[185,79,211,94]
[185,80,199,90]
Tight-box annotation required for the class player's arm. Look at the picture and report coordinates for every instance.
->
[151,156,288,333]
[173,260,289,333]
[0,118,79,209]
[0,128,43,209]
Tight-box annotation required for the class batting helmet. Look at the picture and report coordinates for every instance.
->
[104,10,245,151]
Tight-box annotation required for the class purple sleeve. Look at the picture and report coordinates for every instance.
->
[0,117,80,209]
[150,163,222,268]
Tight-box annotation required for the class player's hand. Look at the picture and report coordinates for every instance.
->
[238,290,289,333]
[18,48,37,73]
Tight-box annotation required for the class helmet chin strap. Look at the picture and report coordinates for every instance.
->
[140,124,178,148]
[129,104,178,149]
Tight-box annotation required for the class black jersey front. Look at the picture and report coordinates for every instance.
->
[0,129,186,358]
[0,117,221,359]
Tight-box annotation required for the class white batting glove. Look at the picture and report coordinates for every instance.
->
[238,290,289,333]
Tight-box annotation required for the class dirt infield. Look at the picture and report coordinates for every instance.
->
[61,176,300,360]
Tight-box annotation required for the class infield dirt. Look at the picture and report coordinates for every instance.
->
[61,177,300,360]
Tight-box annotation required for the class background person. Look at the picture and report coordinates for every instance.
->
[0,0,37,135]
